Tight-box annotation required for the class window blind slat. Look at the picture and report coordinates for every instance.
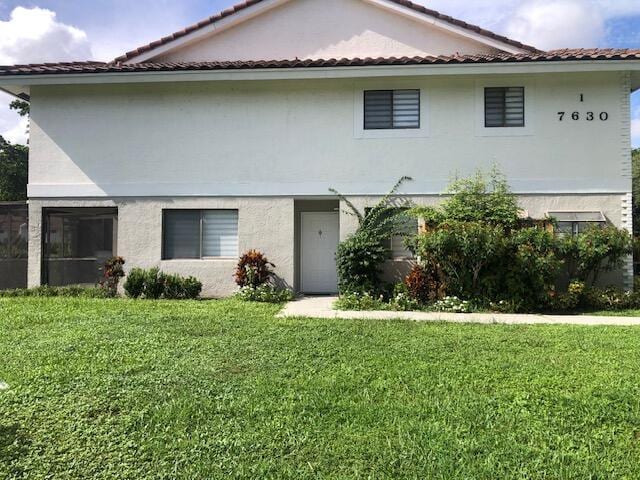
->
[164,211,200,259]
[364,89,419,130]
[202,210,238,257]
[485,86,524,127]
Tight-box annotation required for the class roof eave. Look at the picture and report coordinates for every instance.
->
[1,59,639,89]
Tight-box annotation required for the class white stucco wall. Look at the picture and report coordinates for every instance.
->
[154,0,498,63]
[28,71,631,198]
[28,197,295,297]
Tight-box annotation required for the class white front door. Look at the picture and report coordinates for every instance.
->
[301,212,339,294]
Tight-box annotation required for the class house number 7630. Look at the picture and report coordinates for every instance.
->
[558,111,609,121]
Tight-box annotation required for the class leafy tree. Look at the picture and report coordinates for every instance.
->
[9,100,30,117]
[0,99,29,200]
[0,136,28,201]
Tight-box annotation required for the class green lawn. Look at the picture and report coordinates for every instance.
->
[2,299,640,479]
[589,309,640,317]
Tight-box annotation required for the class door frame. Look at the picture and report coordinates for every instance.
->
[299,211,340,294]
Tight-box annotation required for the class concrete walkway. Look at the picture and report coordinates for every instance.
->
[278,296,640,326]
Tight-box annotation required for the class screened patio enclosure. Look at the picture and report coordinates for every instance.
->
[0,202,28,290]
[43,208,118,286]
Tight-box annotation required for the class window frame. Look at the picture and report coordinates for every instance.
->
[162,209,239,260]
[363,89,421,131]
[354,85,429,139]
[475,79,534,137]
[484,86,525,128]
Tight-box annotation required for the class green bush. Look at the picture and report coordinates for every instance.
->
[409,221,508,302]
[163,274,203,300]
[410,167,522,229]
[143,268,165,299]
[123,267,202,300]
[0,285,110,298]
[235,285,294,303]
[331,177,413,294]
[504,227,561,310]
[557,225,634,285]
[335,234,390,294]
[123,268,146,298]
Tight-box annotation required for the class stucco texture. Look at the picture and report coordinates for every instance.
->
[154,0,498,63]
[29,198,295,298]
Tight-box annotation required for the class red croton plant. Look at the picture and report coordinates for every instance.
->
[234,250,276,288]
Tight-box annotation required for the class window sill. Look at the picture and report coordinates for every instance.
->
[356,128,428,139]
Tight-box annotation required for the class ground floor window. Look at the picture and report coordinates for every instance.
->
[43,207,117,286]
[162,209,238,259]
[0,203,28,289]
[548,211,607,236]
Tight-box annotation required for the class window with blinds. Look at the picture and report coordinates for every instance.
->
[484,87,525,127]
[163,210,238,259]
[364,89,420,130]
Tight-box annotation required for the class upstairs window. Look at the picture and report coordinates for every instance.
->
[163,209,238,259]
[484,87,525,127]
[364,89,420,130]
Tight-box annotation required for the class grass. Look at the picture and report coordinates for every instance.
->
[2,298,640,478]
[588,309,640,317]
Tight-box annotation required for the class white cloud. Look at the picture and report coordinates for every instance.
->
[421,0,640,50]
[0,7,92,144]
[2,115,28,145]
[505,0,605,49]
[0,7,92,64]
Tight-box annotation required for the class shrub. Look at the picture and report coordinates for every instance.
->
[181,276,204,300]
[124,267,202,300]
[235,250,275,288]
[410,167,522,229]
[163,274,203,300]
[432,296,472,313]
[504,228,561,310]
[404,264,446,304]
[332,176,413,294]
[410,221,507,301]
[124,268,146,299]
[99,256,125,297]
[335,234,390,294]
[143,268,165,299]
[0,286,110,298]
[235,285,294,303]
[557,225,633,286]
[334,291,389,311]
[389,283,422,311]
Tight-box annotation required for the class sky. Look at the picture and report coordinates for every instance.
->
[0,0,638,146]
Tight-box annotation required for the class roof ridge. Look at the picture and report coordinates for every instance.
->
[113,0,542,64]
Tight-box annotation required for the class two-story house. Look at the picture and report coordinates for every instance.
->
[0,0,638,296]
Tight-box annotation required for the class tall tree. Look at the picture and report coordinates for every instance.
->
[0,137,28,201]
[0,100,29,201]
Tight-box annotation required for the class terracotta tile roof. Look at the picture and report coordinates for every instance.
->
[113,0,542,63]
[1,50,638,77]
